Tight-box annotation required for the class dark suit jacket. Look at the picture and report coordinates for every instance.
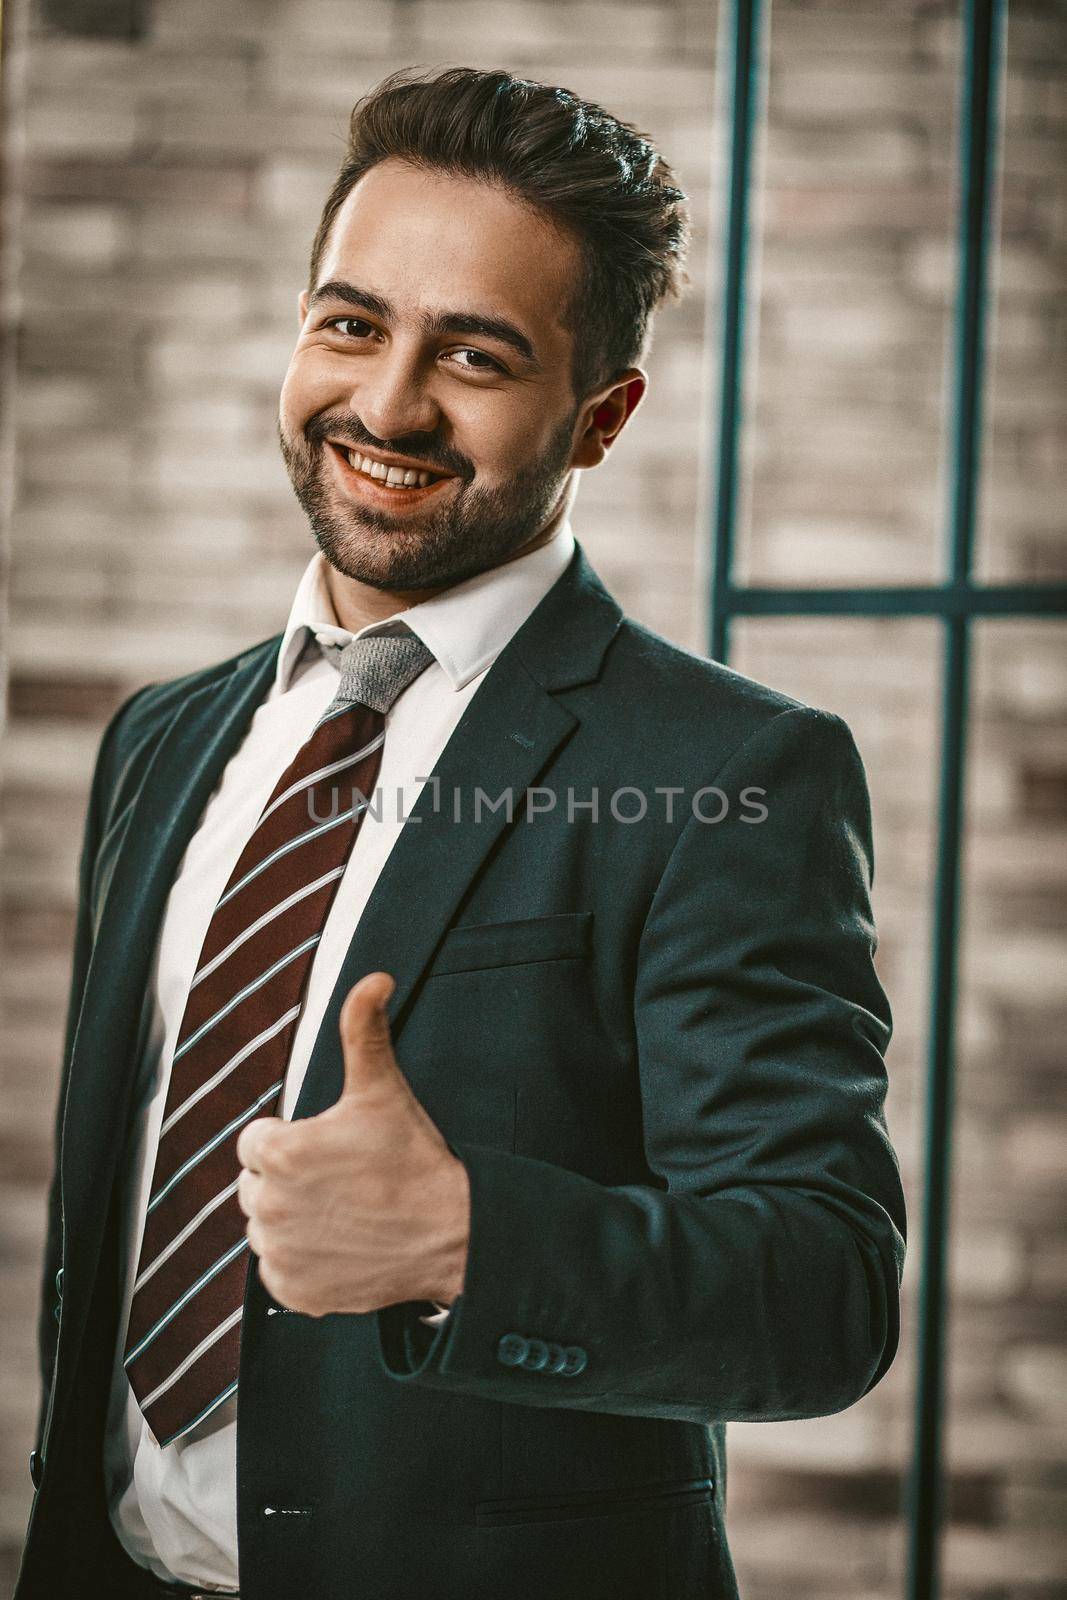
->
[18,540,906,1600]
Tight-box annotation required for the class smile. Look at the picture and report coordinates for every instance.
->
[326,442,457,503]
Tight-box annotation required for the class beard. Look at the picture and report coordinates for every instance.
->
[278,407,578,592]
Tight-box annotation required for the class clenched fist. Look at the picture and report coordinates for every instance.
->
[235,971,470,1317]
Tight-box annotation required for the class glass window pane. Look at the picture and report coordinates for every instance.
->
[943,621,1067,1591]
[975,11,1067,582]
[734,3,962,588]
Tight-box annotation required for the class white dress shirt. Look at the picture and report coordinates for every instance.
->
[102,523,576,1590]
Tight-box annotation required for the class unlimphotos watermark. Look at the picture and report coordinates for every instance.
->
[305,779,770,826]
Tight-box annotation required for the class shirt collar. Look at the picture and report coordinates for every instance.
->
[273,520,577,695]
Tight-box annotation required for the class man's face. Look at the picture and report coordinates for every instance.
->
[278,158,591,592]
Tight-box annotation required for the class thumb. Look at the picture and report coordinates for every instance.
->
[338,971,401,1100]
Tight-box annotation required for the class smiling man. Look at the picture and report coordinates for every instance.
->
[19,66,905,1600]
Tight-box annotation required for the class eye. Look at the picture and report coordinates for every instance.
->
[327,317,377,339]
[444,347,504,374]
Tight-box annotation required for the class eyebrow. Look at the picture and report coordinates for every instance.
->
[308,279,541,368]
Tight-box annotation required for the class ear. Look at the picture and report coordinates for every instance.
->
[298,289,310,328]
[570,369,647,470]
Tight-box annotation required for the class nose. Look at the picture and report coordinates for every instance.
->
[346,345,441,442]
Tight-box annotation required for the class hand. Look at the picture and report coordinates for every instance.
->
[235,971,470,1318]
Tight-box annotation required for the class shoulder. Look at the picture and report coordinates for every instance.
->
[600,615,851,775]
[100,633,282,782]
[608,616,803,717]
[602,620,875,878]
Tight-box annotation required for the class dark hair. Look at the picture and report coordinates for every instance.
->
[309,66,691,401]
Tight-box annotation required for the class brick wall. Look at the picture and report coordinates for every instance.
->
[2,1,1064,1595]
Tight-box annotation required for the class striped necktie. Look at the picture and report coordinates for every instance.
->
[123,626,436,1448]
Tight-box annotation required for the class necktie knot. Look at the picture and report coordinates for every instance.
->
[331,628,436,714]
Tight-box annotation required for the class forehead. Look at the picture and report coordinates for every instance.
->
[315,158,580,355]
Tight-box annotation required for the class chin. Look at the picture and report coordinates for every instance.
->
[314,527,457,592]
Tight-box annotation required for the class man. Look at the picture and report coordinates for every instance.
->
[18,66,906,1600]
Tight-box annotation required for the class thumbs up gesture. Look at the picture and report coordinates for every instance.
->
[235,972,470,1318]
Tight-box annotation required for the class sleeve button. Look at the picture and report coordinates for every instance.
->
[544,1342,568,1375]
[496,1332,529,1368]
[560,1345,588,1377]
[523,1338,550,1371]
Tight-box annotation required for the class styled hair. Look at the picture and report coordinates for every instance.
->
[308,66,691,401]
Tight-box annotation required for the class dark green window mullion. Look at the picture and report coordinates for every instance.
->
[906,4,1005,1598]
[708,0,765,666]
[720,583,1067,617]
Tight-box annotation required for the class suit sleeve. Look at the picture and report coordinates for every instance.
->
[33,688,151,1456]
[378,706,907,1423]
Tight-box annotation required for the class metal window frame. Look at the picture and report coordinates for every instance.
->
[706,3,1066,1598]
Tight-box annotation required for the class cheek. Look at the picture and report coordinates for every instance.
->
[462,402,553,480]
[279,349,337,429]
[278,364,307,437]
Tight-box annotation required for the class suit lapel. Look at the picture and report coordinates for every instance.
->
[292,657,575,1117]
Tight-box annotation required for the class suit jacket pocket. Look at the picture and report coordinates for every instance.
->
[474,1476,713,1527]
[428,911,593,977]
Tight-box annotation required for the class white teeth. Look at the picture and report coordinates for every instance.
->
[344,449,439,491]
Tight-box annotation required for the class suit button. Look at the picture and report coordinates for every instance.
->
[55,1266,64,1298]
[496,1332,529,1368]
[544,1342,568,1375]
[560,1345,588,1377]
[29,1449,42,1489]
[523,1338,550,1372]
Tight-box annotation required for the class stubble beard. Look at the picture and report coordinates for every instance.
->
[278,409,578,593]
